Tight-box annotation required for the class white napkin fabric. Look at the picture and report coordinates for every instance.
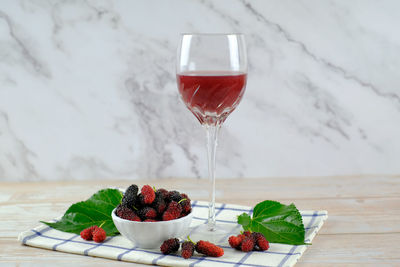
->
[18,201,327,267]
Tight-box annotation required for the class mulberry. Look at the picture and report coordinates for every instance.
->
[92,227,106,243]
[115,204,141,221]
[141,185,155,204]
[160,238,180,255]
[167,190,182,202]
[152,191,167,214]
[252,232,269,251]
[240,235,255,252]
[138,207,157,220]
[181,241,195,259]
[121,184,138,208]
[162,201,182,221]
[195,240,224,257]
[228,234,245,249]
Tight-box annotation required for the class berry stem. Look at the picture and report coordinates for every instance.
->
[187,236,196,245]
[99,221,106,228]
[178,198,187,204]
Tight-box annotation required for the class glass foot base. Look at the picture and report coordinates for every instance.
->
[184,223,242,245]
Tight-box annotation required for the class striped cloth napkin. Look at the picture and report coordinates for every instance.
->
[18,201,327,267]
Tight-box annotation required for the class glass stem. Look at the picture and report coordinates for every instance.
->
[205,123,220,231]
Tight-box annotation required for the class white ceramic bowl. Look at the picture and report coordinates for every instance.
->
[111,208,193,249]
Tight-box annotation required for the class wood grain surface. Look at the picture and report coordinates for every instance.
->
[1,175,399,266]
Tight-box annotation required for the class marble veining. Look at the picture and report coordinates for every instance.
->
[0,0,399,181]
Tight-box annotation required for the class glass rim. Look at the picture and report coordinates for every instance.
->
[180,33,245,36]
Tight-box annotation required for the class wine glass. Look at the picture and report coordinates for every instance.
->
[176,34,247,241]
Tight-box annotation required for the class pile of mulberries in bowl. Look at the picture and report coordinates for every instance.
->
[115,184,192,221]
[112,184,193,248]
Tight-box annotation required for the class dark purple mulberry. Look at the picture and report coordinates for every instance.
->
[167,190,182,202]
[160,238,180,255]
[138,207,157,220]
[121,184,138,209]
[152,191,167,215]
[115,204,141,221]
[181,241,195,259]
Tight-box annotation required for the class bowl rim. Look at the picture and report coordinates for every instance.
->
[111,207,193,224]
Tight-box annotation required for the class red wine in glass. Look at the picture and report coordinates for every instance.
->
[176,34,247,243]
[177,71,247,125]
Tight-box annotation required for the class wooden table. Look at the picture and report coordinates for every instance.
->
[1,176,399,266]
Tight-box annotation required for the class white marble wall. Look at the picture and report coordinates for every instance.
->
[0,0,399,181]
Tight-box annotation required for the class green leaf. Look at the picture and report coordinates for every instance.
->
[237,200,306,245]
[237,213,251,230]
[41,188,122,236]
